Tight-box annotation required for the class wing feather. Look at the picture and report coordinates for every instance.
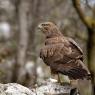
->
[66,38,83,61]
[68,38,83,54]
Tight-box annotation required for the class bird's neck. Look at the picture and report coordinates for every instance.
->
[45,27,62,38]
[45,36,64,45]
[46,30,63,38]
[46,35,62,39]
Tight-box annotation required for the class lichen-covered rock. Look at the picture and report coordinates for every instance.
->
[36,82,72,95]
[0,83,35,95]
[0,81,77,95]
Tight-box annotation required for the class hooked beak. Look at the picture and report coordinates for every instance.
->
[37,23,45,34]
[38,24,43,30]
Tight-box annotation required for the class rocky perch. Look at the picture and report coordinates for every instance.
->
[0,81,79,95]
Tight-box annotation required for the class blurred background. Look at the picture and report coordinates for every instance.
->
[0,0,95,95]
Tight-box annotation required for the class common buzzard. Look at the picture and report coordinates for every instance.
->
[38,22,90,82]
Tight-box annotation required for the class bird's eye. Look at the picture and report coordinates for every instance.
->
[46,24,49,26]
[42,24,46,26]
[42,24,49,26]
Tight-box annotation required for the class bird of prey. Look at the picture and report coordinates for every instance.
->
[38,22,90,83]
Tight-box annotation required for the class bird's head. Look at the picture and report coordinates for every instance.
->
[38,22,62,38]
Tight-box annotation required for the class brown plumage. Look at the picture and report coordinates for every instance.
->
[38,22,90,80]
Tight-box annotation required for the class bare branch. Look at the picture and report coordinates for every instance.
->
[72,0,92,28]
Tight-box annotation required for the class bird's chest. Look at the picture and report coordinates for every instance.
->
[43,48,63,64]
[45,37,63,44]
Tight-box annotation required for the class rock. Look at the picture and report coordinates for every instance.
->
[0,82,78,95]
[36,82,72,95]
[0,83,35,95]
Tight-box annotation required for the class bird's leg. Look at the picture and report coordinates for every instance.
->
[50,69,62,83]
[50,69,58,82]
[58,73,61,83]
[50,73,62,83]
[51,73,58,82]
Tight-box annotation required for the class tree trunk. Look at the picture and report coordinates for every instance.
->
[72,0,95,95]
[87,28,95,94]
[12,0,29,84]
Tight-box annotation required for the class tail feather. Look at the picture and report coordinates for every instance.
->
[58,59,91,80]
[66,67,87,79]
